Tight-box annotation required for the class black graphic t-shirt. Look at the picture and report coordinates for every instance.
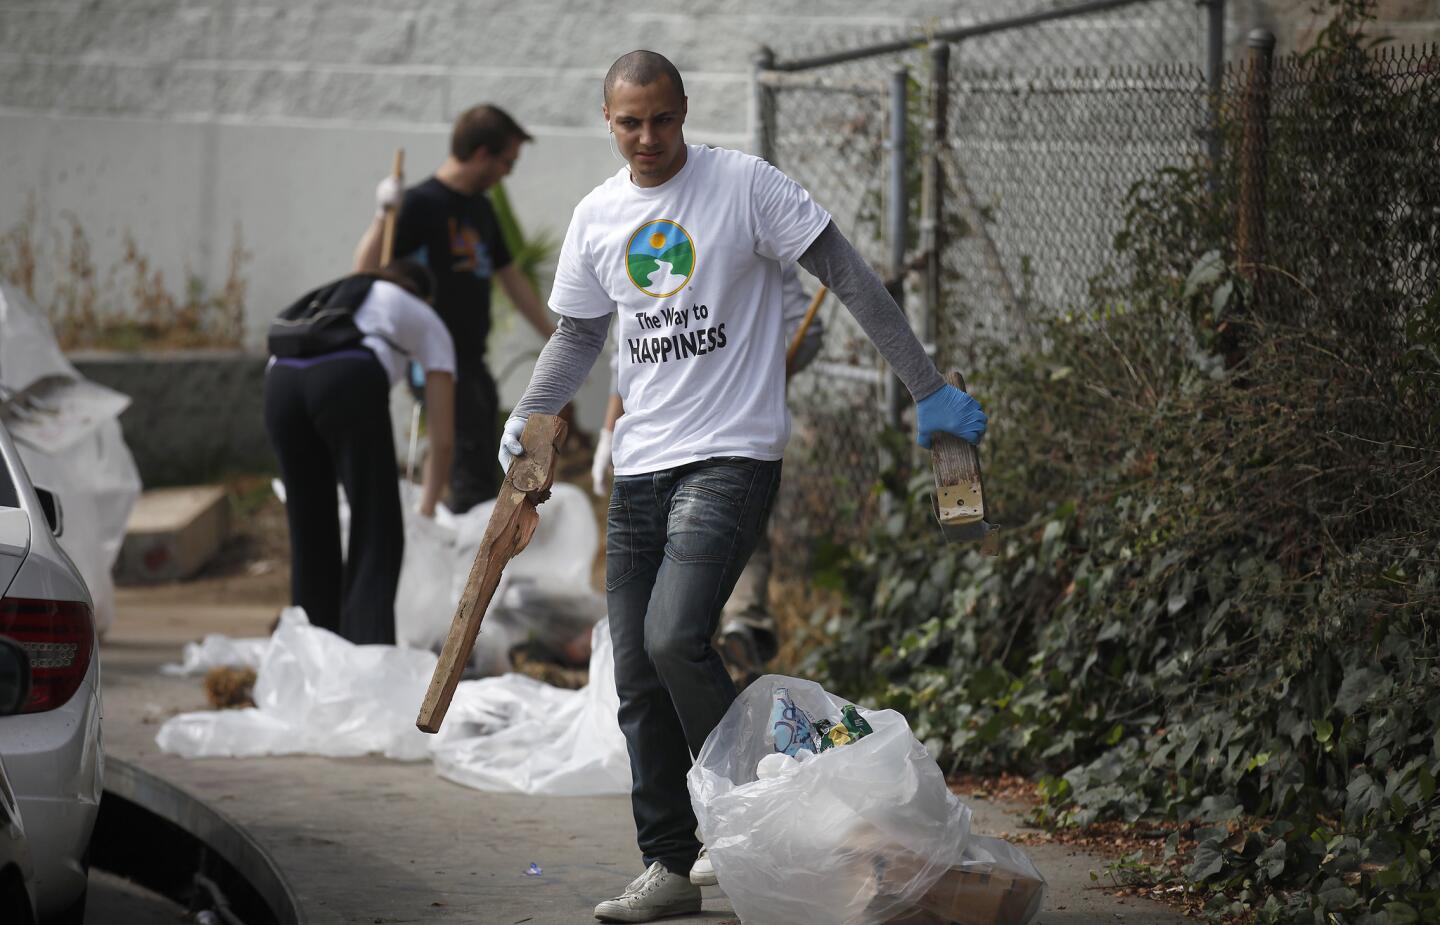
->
[393,177,513,366]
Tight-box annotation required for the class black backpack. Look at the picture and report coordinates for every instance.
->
[267,274,379,359]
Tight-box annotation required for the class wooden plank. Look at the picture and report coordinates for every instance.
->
[930,371,986,526]
[416,414,567,734]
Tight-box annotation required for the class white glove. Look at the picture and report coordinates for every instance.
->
[591,428,614,497]
[374,174,402,219]
[498,414,527,472]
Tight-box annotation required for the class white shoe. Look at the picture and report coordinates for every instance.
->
[594,861,702,922]
[689,848,717,887]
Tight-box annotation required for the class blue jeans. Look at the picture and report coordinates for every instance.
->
[606,457,783,875]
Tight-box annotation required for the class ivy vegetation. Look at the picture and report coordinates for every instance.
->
[807,6,1440,922]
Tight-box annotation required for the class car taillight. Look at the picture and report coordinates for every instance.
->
[0,597,94,713]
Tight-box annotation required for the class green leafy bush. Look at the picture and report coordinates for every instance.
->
[807,5,1440,921]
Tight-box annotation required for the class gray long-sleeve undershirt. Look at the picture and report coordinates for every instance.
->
[511,219,944,419]
[796,222,945,400]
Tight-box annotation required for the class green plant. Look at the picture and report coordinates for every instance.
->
[0,204,250,351]
[807,4,1440,921]
[490,181,559,295]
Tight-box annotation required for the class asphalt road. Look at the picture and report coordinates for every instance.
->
[86,869,186,924]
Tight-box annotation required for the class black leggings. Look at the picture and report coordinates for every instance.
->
[264,352,401,645]
[449,365,499,515]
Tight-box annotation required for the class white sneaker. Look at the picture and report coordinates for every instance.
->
[689,848,717,887]
[594,861,702,922]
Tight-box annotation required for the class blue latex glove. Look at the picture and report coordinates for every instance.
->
[498,414,527,472]
[916,384,987,448]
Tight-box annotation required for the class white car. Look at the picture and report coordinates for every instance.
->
[0,634,39,924]
[0,419,102,925]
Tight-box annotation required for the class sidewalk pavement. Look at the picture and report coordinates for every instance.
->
[100,588,1190,925]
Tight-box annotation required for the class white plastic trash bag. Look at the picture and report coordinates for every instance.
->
[429,618,629,796]
[0,282,141,635]
[159,633,268,676]
[276,478,601,675]
[688,675,973,925]
[156,608,436,761]
[156,612,632,797]
[937,835,1046,925]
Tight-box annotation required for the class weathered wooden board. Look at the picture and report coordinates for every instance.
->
[929,370,999,553]
[416,414,567,734]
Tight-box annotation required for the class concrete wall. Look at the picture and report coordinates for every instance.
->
[2,0,1435,443]
[0,0,971,436]
[70,349,271,486]
[1244,0,1440,54]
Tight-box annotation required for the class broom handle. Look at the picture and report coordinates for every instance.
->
[379,148,405,267]
[785,285,828,378]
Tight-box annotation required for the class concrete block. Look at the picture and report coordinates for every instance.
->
[1371,0,1440,22]
[0,6,209,60]
[445,70,749,133]
[0,59,180,117]
[209,7,417,65]
[210,67,448,123]
[1373,21,1440,46]
[117,485,229,583]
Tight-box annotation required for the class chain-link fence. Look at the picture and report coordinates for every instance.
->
[763,0,1213,550]
[936,63,1208,359]
[1218,38,1440,545]
[764,1,1438,558]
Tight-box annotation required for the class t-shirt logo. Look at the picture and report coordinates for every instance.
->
[625,220,696,298]
[447,218,494,279]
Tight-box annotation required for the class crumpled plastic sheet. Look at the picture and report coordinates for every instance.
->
[156,608,438,761]
[272,477,602,676]
[687,675,975,925]
[156,611,631,796]
[0,283,141,635]
[398,479,600,664]
[951,834,1047,923]
[159,634,269,676]
[431,616,629,796]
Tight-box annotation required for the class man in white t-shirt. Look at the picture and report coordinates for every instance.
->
[590,264,823,690]
[500,50,987,923]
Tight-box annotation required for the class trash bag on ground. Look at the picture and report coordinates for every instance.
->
[429,618,629,796]
[159,633,269,676]
[156,612,633,797]
[156,608,436,761]
[0,282,141,635]
[687,674,975,925]
[891,834,1045,925]
[488,583,605,667]
[275,478,600,676]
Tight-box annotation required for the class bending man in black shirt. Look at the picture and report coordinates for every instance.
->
[354,103,556,513]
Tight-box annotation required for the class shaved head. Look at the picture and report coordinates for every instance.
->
[604,50,685,104]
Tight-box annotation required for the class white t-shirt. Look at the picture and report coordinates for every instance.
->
[605,262,816,395]
[550,144,831,475]
[353,280,456,386]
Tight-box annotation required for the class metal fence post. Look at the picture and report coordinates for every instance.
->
[921,41,949,369]
[886,67,909,430]
[1198,0,1226,184]
[1236,29,1274,292]
[753,46,776,164]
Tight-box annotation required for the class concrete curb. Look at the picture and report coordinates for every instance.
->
[99,756,305,925]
